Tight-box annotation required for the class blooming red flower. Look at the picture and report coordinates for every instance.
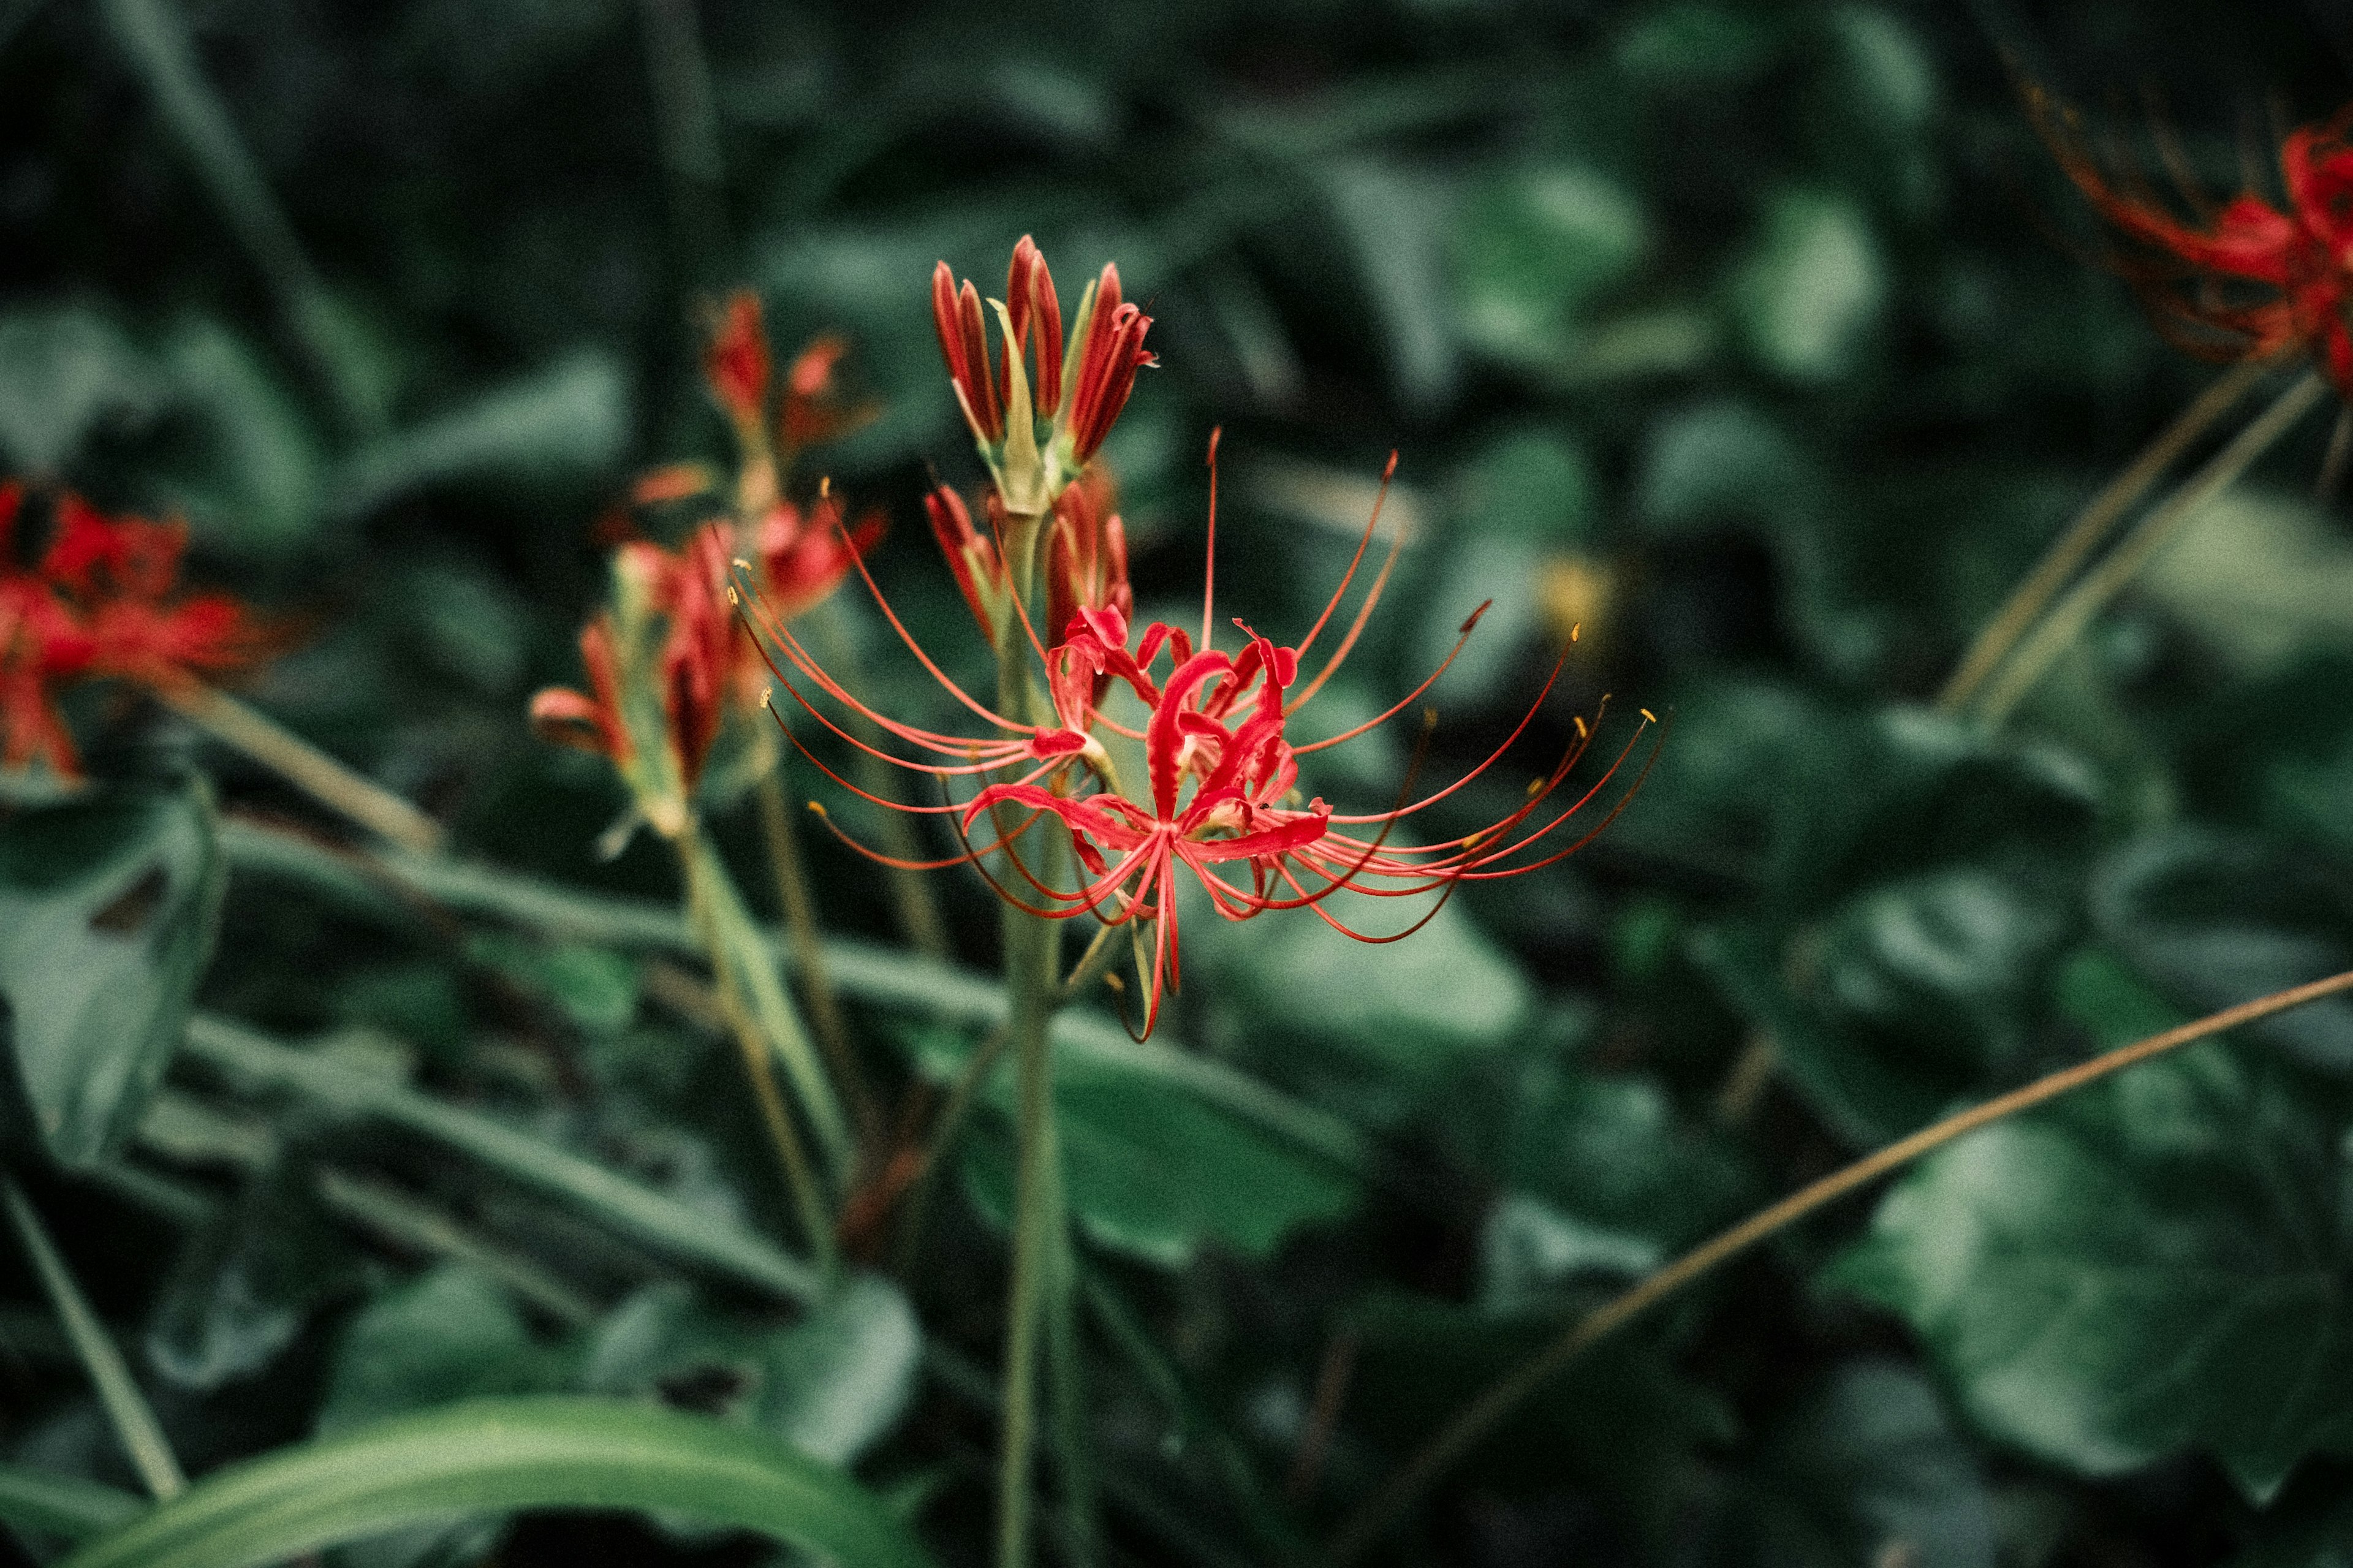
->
[743,435,1653,1038]
[931,237,1153,515]
[2042,93,2353,390]
[0,485,278,778]
[748,491,886,626]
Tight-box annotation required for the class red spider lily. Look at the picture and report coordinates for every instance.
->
[2039,91,2353,391]
[748,491,886,624]
[740,434,1655,1039]
[703,291,877,464]
[925,482,1009,637]
[1,486,279,777]
[931,237,1154,515]
[532,526,741,831]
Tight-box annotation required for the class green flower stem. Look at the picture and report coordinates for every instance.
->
[1975,368,2328,727]
[1327,965,2353,1566]
[634,0,729,276]
[1936,352,2273,713]
[680,831,842,1275]
[2,1178,186,1501]
[161,684,444,855]
[681,827,855,1185]
[756,762,877,1150]
[215,815,1376,1182]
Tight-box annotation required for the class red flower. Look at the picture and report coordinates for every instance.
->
[1043,467,1132,651]
[0,485,99,773]
[743,434,1654,1038]
[705,292,771,436]
[931,237,1153,513]
[529,616,633,769]
[2042,93,2353,390]
[748,492,885,624]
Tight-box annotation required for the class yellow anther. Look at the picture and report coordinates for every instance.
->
[1640,708,1658,724]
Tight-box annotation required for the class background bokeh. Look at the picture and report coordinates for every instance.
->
[12,1,2353,1564]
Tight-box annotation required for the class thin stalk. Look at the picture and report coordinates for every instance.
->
[2,1178,185,1500]
[682,838,839,1279]
[160,683,443,854]
[95,0,384,433]
[1327,966,2353,1565]
[1937,355,2272,712]
[682,828,855,1185]
[1975,369,2328,727]
[756,762,877,1150]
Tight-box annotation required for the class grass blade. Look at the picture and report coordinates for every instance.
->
[1,1179,185,1500]
[0,1466,143,1543]
[58,1396,936,1568]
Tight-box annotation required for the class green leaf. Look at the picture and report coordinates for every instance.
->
[469,931,640,1034]
[1828,1042,2353,1502]
[1453,165,1648,369]
[146,1159,360,1390]
[582,1276,920,1466]
[0,778,225,1168]
[56,1396,939,1568]
[328,352,629,519]
[1722,1361,1995,1568]
[1615,1,1781,86]
[0,304,159,473]
[156,316,328,555]
[909,1026,1359,1269]
[1731,189,1887,382]
[2092,828,2353,1073]
[1346,1291,1734,1546]
[2137,487,2353,678]
[0,1464,144,1544]
[1319,158,1460,411]
[318,1265,568,1434]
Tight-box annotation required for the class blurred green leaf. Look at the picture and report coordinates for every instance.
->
[1615,1,1781,86]
[469,931,640,1034]
[912,1023,1359,1268]
[2139,487,2353,676]
[57,1396,939,1568]
[329,352,629,519]
[1731,189,1887,383]
[1319,159,1460,411]
[1828,1042,2353,1502]
[146,1161,360,1390]
[0,778,224,1169]
[1719,1361,1995,1568]
[2093,828,2353,1073]
[0,1465,143,1545]
[317,1264,567,1434]
[582,1276,919,1466]
[0,305,159,474]
[157,316,328,555]
[1347,1291,1734,1545]
[1453,166,1648,370]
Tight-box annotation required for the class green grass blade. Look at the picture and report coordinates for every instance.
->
[219,821,1373,1178]
[0,1465,144,1543]
[1,1180,185,1499]
[180,1014,820,1305]
[58,1396,936,1568]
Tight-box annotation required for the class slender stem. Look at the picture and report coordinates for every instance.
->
[95,0,384,433]
[681,838,839,1279]
[756,762,877,1150]
[1975,370,2328,727]
[2318,406,2353,501]
[682,828,856,1184]
[160,683,444,854]
[2,1178,186,1500]
[1937,355,2271,712]
[1327,966,2353,1565]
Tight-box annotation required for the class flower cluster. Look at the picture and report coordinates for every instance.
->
[0,483,277,776]
[749,245,1653,1032]
[532,293,882,833]
[2039,92,2353,391]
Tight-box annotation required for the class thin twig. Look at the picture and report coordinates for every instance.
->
[2,1178,186,1500]
[1287,1330,1359,1502]
[161,683,444,854]
[1936,355,2270,712]
[1975,369,2328,727]
[1327,966,2353,1564]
